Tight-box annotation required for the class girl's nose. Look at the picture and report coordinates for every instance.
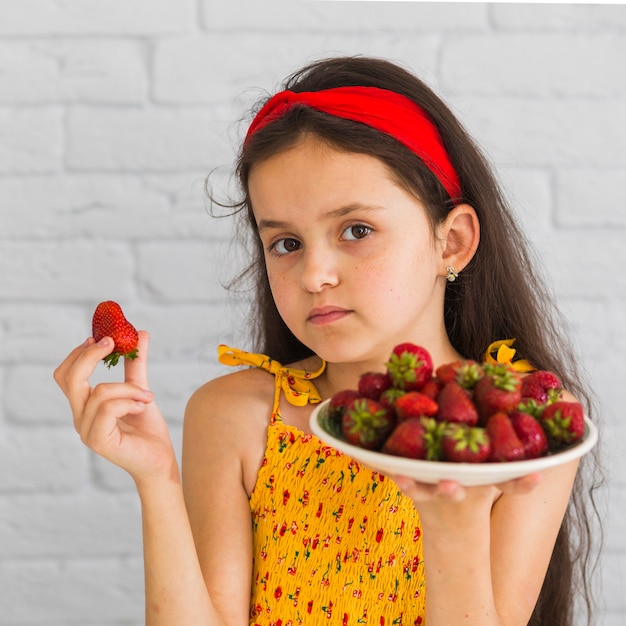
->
[299,246,340,293]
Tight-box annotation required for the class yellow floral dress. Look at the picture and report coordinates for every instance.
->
[218,345,427,626]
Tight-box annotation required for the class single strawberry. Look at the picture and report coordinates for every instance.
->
[436,380,479,426]
[327,389,361,426]
[385,343,433,391]
[486,412,525,462]
[358,371,392,400]
[382,417,443,460]
[539,401,585,446]
[379,387,406,409]
[473,363,522,423]
[420,377,443,401]
[342,398,396,451]
[435,359,484,390]
[441,423,491,463]
[510,411,549,459]
[393,391,438,421]
[92,301,139,368]
[520,370,563,405]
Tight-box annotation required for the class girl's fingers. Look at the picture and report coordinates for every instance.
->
[77,380,154,435]
[393,476,467,502]
[78,395,149,452]
[123,330,151,390]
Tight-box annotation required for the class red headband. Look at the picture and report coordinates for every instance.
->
[245,86,461,201]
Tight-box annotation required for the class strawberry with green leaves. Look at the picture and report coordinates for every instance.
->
[441,423,491,463]
[92,301,139,368]
[435,359,484,390]
[520,370,563,405]
[382,417,443,460]
[385,342,433,391]
[473,363,522,423]
[539,401,585,446]
[342,398,396,451]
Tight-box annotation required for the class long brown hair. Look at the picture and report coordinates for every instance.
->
[217,56,603,625]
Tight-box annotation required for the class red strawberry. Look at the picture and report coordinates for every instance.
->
[327,389,361,426]
[436,380,479,426]
[358,371,392,400]
[382,417,443,460]
[510,411,549,459]
[379,387,406,409]
[342,398,395,451]
[473,363,522,423]
[385,343,433,391]
[420,377,443,400]
[520,370,563,405]
[486,412,525,462]
[92,301,139,368]
[539,401,585,446]
[435,359,484,390]
[393,391,438,421]
[441,423,491,463]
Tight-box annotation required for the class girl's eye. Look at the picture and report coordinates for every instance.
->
[342,224,372,241]
[272,237,301,255]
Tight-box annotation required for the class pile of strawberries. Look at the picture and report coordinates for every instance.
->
[325,342,585,463]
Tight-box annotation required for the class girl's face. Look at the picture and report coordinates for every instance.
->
[248,135,450,368]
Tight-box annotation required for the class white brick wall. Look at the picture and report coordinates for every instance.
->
[0,1,624,623]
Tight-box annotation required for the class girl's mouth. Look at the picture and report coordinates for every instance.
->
[307,306,352,325]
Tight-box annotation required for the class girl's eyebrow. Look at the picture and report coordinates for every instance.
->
[256,203,385,233]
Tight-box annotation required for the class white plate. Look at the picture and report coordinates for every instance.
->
[309,399,598,486]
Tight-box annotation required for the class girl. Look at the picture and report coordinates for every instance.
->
[54,56,600,625]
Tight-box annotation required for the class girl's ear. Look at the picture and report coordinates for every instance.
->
[438,204,480,273]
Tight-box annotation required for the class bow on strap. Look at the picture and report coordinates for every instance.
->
[483,339,535,373]
[218,345,325,408]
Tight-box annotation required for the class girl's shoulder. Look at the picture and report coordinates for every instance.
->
[186,366,276,423]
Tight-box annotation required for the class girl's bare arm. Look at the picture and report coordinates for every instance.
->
[54,333,252,626]
[396,411,579,626]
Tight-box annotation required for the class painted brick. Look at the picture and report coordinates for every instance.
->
[0,0,196,35]
[0,558,144,622]
[202,0,488,31]
[0,40,147,105]
[458,98,626,168]
[66,107,232,172]
[0,174,217,240]
[0,429,87,493]
[0,305,87,365]
[0,241,135,301]
[0,493,142,558]
[154,33,441,105]
[0,108,63,173]
[441,34,626,97]
[491,4,626,31]
[555,169,626,228]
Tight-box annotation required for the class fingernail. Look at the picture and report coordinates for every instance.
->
[97,337,110,347]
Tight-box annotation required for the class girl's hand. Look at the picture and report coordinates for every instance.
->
[394,472,541,504]
[393,473,542,533]
[54,330,178,487]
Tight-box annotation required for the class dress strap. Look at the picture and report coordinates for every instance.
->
[217,345,326,421]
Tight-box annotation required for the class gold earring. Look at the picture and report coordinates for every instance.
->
[446,266,459,282]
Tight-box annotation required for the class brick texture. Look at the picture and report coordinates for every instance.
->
[0,1,624,623]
